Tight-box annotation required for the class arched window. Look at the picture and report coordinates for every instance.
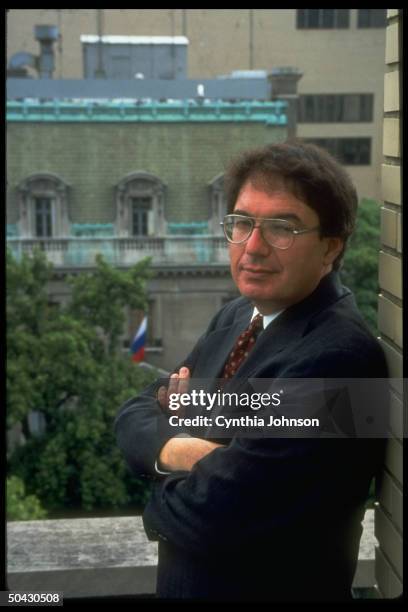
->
[17,173,70,238]
[115,172,166,237]
[208,173,226,236]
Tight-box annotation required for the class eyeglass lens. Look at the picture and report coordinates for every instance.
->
[224,216,294,248]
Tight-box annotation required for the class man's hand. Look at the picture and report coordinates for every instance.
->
[159,436,225,472]
[157,367,190,416]
[157,367,226,471]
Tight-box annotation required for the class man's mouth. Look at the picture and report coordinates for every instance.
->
[241,266,275,275]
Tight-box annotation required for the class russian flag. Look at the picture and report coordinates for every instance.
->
[130,316,147,362]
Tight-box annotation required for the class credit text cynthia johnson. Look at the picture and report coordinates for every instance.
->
[168,415,320,428]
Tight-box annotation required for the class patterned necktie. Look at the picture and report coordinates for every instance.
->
[222,313,264,379]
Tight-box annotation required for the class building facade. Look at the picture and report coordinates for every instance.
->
[6,100,287,369]
[7,9,387,202]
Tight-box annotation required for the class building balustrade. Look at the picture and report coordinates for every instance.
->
[6,235,230,267]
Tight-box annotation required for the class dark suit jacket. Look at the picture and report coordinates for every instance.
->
[114,271,387,602]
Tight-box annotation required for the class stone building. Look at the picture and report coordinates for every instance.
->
[6,99,287,369]
[6,8,388,370]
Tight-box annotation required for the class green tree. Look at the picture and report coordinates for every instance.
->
[67,254,151,355]
[7,476,48,521]
[7,248,155,513]
[7,249,56,427]
[341,198,381,334]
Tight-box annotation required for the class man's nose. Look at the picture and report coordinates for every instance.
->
[245,225,271,256]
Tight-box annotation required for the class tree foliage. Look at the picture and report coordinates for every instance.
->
[7,476,48,521]
[67,255,151,355]
[341,198,381,334]
[7,249,155,514]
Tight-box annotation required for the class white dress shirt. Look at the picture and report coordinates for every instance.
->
[252,306,284,329]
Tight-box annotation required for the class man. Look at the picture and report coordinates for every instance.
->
[115,141,387,602]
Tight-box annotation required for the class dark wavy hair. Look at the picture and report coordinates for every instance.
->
[224,140,358,269]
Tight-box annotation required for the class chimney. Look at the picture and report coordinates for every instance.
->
[34,25,59,78]
[268,67,303,139]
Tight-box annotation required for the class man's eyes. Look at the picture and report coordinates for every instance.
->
[264,221,295,233]
[231,218,296,233]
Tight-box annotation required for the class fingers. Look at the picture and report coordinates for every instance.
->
[176,368,190,417]
[168,368,190,396]
[157,368,191,413]
[167,372,180,398]
[178,367,190,395]
[157,385,168,409]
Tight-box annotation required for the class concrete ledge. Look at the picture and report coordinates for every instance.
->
[6,511,376,598]
[7,567,157,598]
[7,516,158,572]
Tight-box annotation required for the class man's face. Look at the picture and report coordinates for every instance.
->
[229,180,343,314]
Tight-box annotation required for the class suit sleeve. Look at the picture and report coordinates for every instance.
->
[142,434,380,558]
[142,346,386,558]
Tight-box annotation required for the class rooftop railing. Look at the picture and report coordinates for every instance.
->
[6,99,287,125]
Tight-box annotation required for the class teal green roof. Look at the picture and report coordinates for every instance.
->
[6,99,287,125]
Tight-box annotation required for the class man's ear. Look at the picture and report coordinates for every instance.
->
[323,237,344,266]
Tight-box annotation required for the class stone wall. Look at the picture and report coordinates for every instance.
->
[375,8,403,599]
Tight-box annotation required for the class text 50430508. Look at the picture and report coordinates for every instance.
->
[1,592,63,606]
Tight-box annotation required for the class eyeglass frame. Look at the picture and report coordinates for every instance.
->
[220,213,321,250]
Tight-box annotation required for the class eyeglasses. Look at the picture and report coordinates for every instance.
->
[220,214,320,250]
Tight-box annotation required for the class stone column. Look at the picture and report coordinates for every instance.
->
[375,9,403,600]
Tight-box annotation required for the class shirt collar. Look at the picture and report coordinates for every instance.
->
[251,306,284,329]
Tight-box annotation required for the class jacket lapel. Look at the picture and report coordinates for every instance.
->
[193,300,253,379]
[193,272,349,389]
[225,271,350,386]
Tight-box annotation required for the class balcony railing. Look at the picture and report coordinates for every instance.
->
[6,236,230,267]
